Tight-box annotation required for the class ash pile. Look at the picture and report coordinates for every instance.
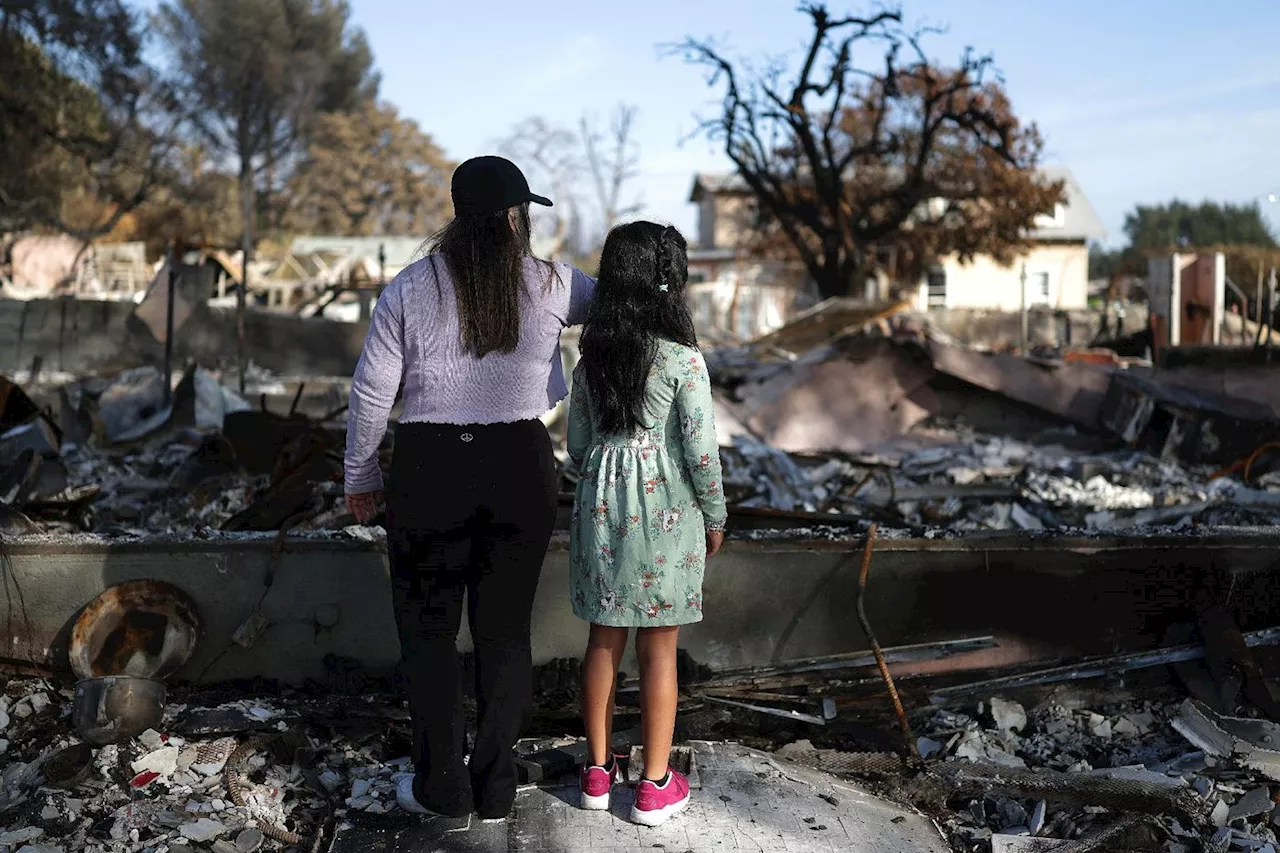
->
[0,576,429,853]
[708,303,1280,535]
[741,616,1280,852]
[1,367,366,537]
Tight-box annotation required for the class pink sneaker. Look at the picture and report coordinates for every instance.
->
[630,769,690,826]
[578,756,623,810]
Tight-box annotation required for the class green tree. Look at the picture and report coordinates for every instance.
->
[155,0,377,388]
[1123,200,1276,252]
[0,0,169,241]
[285,100,453,236]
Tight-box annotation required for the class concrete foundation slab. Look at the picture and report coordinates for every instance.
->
[4,528,1280,684]
[326,742,949,853]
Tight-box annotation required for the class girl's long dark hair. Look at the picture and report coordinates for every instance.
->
[424,204,554,357]
[580,221,698,435]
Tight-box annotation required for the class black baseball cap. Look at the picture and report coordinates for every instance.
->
[451,155,553,216]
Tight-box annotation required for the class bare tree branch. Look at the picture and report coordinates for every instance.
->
[673,3,1063,298]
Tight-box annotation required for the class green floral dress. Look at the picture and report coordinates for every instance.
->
[567,340,728,627]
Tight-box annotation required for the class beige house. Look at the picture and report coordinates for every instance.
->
[686,166,1106,339]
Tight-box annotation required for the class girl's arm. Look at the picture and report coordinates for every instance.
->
[674,349,728,531]
[343,278,405,495]
[567,361,594,467]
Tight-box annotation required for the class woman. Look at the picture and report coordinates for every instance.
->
[343,155,595,821]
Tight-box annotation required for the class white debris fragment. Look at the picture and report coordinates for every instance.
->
[130,745,180,778]
[26,692,50,715]
[138,729,167,750]
[990,698,1027,733]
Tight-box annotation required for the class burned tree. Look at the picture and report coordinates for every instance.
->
[581,103,642,234]
[675,4,1061,300]
[499,117,582,258]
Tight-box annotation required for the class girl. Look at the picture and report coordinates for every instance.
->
[566,221,727,827]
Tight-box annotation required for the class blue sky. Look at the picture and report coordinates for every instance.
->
[348,0,1280,247]
[135,1,1280,246]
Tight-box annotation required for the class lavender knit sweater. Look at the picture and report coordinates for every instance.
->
[343,254,596,495]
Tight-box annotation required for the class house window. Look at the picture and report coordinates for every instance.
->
[688,270,708,284]
[1028,271,1051,304]
[926,267,946,309]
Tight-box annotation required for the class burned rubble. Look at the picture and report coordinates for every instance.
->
[4,305,1280,853]
[710,312,1280,536]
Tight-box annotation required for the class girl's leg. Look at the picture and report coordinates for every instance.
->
[635,625,681,780]
[582,623,629,766]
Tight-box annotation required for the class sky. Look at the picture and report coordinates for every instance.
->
[135,0,1280,247]
[343,0,1280,247]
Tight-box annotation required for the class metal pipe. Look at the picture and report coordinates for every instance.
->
[1019,263,1028,352]
[854,524,914,748]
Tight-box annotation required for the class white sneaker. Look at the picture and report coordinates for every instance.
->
[395,775,439,816]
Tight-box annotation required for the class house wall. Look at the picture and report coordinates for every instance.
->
[710,193,754,250]
[920,243,1090,312]
[696,194,718,249]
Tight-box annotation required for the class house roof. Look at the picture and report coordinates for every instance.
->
[688,166,1106,242]
[286,236,429,270]
[689,173,750,202]
[1032,165,1106,242]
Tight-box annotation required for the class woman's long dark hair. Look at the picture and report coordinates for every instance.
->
[580,221,698,435]
[424,204,554,357]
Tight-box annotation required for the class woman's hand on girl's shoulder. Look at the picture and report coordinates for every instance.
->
[706,527,724,558]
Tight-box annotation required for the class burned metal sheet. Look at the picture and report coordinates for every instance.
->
[70,579,202,680]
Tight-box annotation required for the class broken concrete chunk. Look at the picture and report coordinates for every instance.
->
[1212,798,1231,827]
[1028,800,1046,835]
[1229,786,1274,821]
[990,698,1027,733]
[235,828,265,852]
[0,827,44,846]
[179,817,227,842]
[916,737,942,759]
[1009,503,1043,531]
[137,729,166,750]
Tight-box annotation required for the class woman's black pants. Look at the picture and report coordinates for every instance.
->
[386,419,558,818]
